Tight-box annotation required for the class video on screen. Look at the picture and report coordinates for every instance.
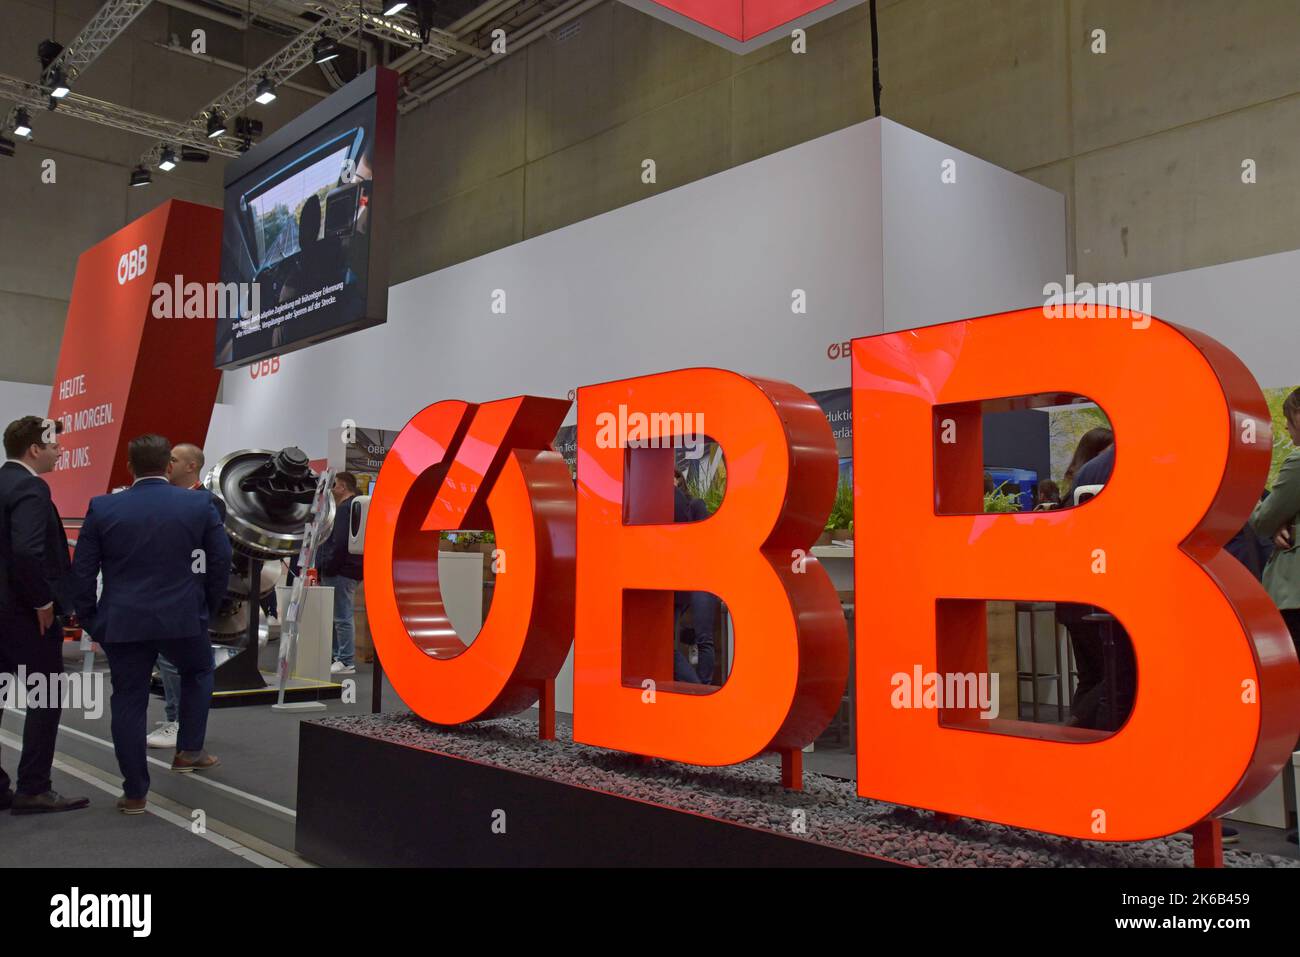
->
[215,87,386,368]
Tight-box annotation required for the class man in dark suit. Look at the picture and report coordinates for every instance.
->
[143,442,228,751]
[0,416,89,814]
[71,434,232,813]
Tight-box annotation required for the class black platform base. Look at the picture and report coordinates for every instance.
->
[296,721,900,867]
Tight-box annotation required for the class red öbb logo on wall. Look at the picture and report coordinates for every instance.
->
[249,356,281,379]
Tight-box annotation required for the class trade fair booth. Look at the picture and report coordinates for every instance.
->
[9,65,1300,872]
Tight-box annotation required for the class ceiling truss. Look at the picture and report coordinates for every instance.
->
[2,0,608,169]
[43,0,157,87]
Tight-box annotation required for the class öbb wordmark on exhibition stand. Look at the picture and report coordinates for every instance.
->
[362,308,1300,843]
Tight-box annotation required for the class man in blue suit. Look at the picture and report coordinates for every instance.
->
[71,434,232,813]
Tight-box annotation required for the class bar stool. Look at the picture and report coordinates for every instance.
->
[1015,601,1066,722]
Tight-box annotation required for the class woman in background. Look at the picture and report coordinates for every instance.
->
[1057,427,1116,729]
[1062,426,1114,502]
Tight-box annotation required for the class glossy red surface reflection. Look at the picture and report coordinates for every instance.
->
[365,396,575,724]
[572,368,849,765]
[852,308,1300,840]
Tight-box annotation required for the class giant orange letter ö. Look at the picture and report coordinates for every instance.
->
[572,368,848,764]
[365,395,576,724]
[852,309,1300,840]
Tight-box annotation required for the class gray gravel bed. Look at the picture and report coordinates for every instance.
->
[317,712,1299,868]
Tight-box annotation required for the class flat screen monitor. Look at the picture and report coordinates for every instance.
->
[214,67,396,369]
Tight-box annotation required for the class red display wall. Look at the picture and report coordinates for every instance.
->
[44,199,224,518]
[648,0,836,41]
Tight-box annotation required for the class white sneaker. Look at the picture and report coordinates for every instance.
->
[330,660,356,676]
[146,721,179,749]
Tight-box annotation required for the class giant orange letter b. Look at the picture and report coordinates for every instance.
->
[852,309,1300,840]
[573,368,849,765]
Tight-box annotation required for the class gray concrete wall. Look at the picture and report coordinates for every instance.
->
[6,0,1300,385]
[392,0,1300,287]
[0,0,330,385]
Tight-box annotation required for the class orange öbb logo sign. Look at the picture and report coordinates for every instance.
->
[364,310,1300,841]
[366,396,575,724]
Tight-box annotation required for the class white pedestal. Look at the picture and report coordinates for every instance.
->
[1226,766,1289,829]
[810,544,854,592]
[439,550,485,642]
[277,584,334,683]
[1224,748,1300,830]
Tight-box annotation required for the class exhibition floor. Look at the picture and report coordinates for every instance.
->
[2,643,1296,867]
[0,743,273,868]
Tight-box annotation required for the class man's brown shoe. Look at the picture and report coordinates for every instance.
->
[171,751,220,773]
[116,795,147,815]
[10,790,90,814]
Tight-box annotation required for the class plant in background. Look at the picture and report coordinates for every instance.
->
[701,466,726,514]
[685,444,728,514]
[825,478,853,530]
[983,481,1023,513]
[1264,385,1300,488]
[439,530,488,550]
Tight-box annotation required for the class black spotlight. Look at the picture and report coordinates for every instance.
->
[312,38,340,63]
[129,164,151,187]
[158,147,177,171]
[415,0,437,44]
[37,39,64,69]
[180,145,209,163]
[0,136,15,158]
[206,110,226,139]
[235,116,263,139]
[13,108,32,138]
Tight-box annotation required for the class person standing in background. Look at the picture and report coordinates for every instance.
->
[1062,427,1114,500]
[1250,388,1300,844]
[0,416,89,814]
[1250,389,1300,705]
[673,469,719,685]
[1033,479,1062,511]
[320,472,363,676]
[145,443,227,749]
[1057,429,1115,730]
